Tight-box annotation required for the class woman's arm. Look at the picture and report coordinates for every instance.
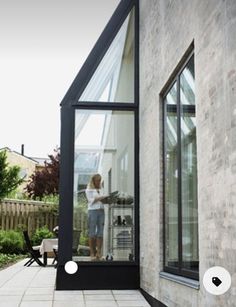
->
[94,195,106,202]
[86,189,106,204]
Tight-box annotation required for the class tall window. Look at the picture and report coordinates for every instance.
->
[163,54,198,279]
[73,110,135,262]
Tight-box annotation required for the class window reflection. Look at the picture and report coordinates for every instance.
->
[165,83,178,268]
[180,56,195,106]
[166,83,177,105]
[165,110,179,269]
[180,56,198,272]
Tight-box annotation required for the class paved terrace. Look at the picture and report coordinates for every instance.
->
[0,259,150,307]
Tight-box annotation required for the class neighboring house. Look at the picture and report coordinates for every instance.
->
[31,157,50,172]
[0,147,47,193]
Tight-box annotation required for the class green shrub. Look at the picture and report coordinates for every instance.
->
[0,230,24,254]
[0,253,25,268]
[31,226,54,246]
[80,232,89,246]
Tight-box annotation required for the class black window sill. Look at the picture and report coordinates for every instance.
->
[159,272,200,289]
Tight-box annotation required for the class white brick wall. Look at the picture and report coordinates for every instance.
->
[139,0,236,306]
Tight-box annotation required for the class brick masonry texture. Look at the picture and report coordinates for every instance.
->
[139,0,236,306]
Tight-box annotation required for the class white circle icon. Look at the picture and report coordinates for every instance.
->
[203,266,231,295]
[64,261,78,274]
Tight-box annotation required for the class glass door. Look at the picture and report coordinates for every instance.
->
[73,109,135,262]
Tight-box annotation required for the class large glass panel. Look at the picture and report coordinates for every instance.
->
[73,110,135,262]
[165,83,179,268]
[180,56,198,272]
[78,9,135,103]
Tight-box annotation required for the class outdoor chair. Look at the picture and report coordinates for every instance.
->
[52,245,58,268]
[23,230,45,267]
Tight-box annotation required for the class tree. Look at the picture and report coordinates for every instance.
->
[25,148,60,200]
[0,150,24,200]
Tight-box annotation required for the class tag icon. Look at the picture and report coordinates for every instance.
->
[203,266,231,295]
[212,277,222,287]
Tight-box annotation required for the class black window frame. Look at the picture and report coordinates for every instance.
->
[162,49,199,281]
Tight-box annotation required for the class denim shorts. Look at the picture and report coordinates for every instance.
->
[88,209,105,238]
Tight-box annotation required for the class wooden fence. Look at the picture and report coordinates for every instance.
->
[0,199,58,236]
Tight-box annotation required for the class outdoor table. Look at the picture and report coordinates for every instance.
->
[39,238,58,265]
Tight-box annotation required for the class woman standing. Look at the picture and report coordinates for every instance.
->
[86,173,106,260]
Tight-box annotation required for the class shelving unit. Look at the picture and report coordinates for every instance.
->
[107,203,134,261]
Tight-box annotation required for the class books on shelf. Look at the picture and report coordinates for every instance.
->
[101,191,134,205]
[100,191,119,204]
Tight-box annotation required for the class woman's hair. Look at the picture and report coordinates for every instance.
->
[87,173,102,189]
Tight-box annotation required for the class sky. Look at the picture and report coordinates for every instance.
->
[0,0,119,158]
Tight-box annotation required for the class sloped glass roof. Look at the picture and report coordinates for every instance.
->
[74,152,100,173]
[75,113,106,147]
[78,8,135,103]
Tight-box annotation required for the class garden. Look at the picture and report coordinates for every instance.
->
[0,226,54,269]
[0,149,59,269]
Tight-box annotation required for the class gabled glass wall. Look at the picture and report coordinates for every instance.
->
[57,0,139,290]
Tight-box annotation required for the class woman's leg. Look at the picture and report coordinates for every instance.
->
[96,210,105,259]
[89,237,96,257]
[88,210,97,258]
[96,237,103,258]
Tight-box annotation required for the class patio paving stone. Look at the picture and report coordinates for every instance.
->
[22,294,54,301]
[0,259,150,307]
[20,302,52,307]
[84,294,114,300]
[83,289,112,294]
[53,293,84,301]
[53,303,85,307]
